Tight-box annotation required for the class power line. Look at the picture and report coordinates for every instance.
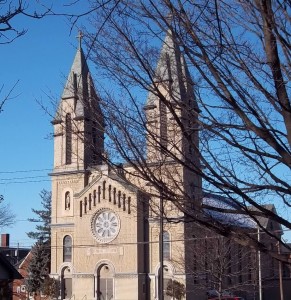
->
[0,175,49,181]
[0,179,50,185]
[7,227,291,249]
[0,168,51,184]
[0,168,52,174]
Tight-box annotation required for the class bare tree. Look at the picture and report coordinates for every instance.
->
[0,0,112,112]
[0,0,125,45]
[0,1,53,44]
[179,230,259,300]
[0,194,15,228]
[68,0,291,256]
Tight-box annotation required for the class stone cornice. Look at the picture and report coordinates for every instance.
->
[50,223,74,228]
[49,169,88,177]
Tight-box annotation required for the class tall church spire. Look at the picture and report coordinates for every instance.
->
[52,36,104,172]
[54,38,89,122]
[145,29,199,163]
[146,29,196,107]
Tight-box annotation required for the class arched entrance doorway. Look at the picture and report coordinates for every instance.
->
[60,266,72,300]
[155,262,175,300]
[96,263,114,300]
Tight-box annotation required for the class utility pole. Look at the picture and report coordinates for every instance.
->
[159,192,164,300]
[257,228,262,300]
[278,242,284,300]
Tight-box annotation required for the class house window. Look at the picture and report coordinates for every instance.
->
[63,235,72,262]
[65,113,72,164]
[163,231,170,260]
[20,285,26,293]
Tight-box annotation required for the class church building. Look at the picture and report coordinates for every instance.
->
[50,31,201,300]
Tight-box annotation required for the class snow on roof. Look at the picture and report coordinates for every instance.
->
[203,195,257,229]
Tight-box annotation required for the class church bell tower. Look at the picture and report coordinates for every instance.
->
[143,30,202,300]
[144,29,201,200]
[52,34,104,176]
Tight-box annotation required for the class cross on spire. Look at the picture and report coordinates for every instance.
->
[76,30,84,50]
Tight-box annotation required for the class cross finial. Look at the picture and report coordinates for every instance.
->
[76,30,84,50]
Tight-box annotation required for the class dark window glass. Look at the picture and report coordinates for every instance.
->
[63,235,72,262]
[66,113,72,164]
[163,231,170,259]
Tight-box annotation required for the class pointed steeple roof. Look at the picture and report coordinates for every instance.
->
[145,29,195,108]
[62,47,89,99]
[54,42,92,122]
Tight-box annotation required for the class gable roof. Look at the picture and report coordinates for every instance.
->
[0,252,22,280]
[203,193,281,231]
[203,194,256,229]
[248,204,282,233]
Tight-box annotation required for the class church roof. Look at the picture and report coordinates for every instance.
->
[145,29,195,109]
[54,45,92,122]
[74,166,145,199]
[203,194,256,229]
[62,47,89,100]
[203,193,281,231]
[249,204,282,231]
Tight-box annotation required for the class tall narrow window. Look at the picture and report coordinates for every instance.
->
[102,181,106,199]
[65,113,72,164]
[63,235,72,262]
[163,231,170,260]
[92,122,97,164]
[159,99,168,151]
[73,73,78,95]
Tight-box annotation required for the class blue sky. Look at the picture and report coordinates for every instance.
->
[1,2,290,248]
[0,3,90,247]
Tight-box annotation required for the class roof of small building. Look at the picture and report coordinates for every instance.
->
[0,252,22,280]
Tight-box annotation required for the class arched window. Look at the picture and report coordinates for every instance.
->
[65,113,72,164]
[63,235,72,262]
[163,231,170,260]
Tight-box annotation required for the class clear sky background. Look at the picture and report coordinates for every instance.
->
[0,2,91,247]
[1,2,290,248]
